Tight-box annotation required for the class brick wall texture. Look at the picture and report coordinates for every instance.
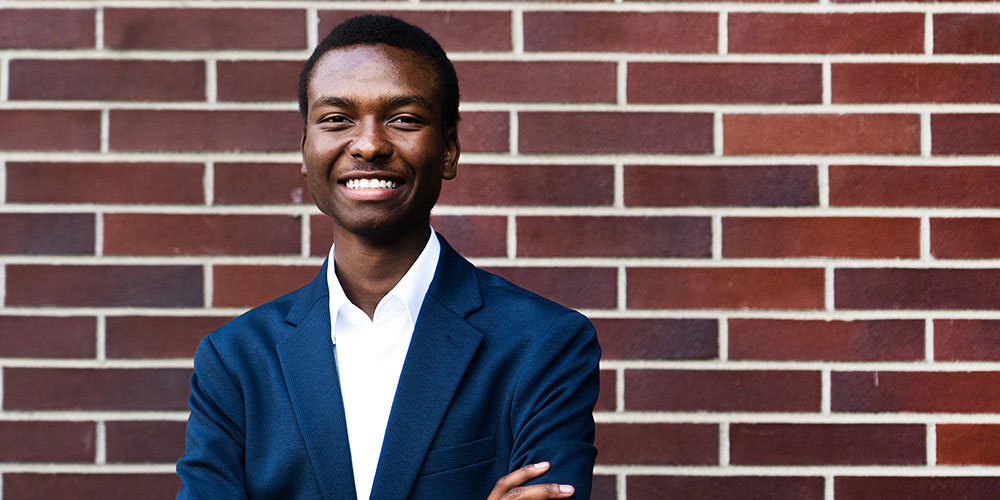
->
[2,1,1000,499]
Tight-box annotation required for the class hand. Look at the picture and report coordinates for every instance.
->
[486,462,575,500]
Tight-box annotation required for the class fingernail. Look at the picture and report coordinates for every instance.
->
[532,461,550,470]
[560,485,574,493]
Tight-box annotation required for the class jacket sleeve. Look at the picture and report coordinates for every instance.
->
[508,311,601,498]
[176,336,249,500]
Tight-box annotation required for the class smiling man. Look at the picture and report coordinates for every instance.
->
[176,15,600,500]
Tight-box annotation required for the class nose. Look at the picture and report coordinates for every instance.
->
[349,120,392,162]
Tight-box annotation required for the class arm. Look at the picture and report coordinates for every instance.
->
[486,462,575,500]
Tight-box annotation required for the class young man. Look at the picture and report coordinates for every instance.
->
[177,15,600,500]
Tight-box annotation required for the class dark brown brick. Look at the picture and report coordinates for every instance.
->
[461,112,509,153]
[520,112,713,154]
[0,316,96,358]
[439,165,614,207]
[4,368,191,410]
[217,60,300,102]
[624,165,818,207]
[0,9,94,49]
[932,218,1000,258]
[723,217,920,258]
[6,265,202,307]
[729,13,924,54]
[433,215,508,258]
[483,267,617,310]
[457,61,616,103]
[626,369,821,412]
[524,12,716,53]
[319,10,512,52]
[109,110,300,152]
[729,319,925,362]
[103,214,300,256]
[592,318,718,360]
[592,475,617,500]
[629,63,821,104]
[105,316,231,359]
[833,371,1000,412]
[935,320,1000,361]
[595,423,717,465]
[7,162,204,204]
[834,64,1000,103]
[214,163,307,205]
[104,8,305,50]
[0,110,100,151]
[0,422,94,462]
[938,425,1000,465]
[836,268,1000,310]
[213,265,320,308]
[628,476,824,500]
[10,60,204,101]
[106,421,186,463]
[730,424,924,465]
[933,114,1000,155]
[724,114,920,155]
[518,216,710,258]
[935,14,1000,54]
[836,477,1000,500]
[310,215,334,257]
[830,165,1000,208]
[597,370,616,411]
[0,213,94,255]
[3,473,179,500]
[627,267,825,310]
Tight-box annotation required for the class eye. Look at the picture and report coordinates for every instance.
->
[389,115,424,129]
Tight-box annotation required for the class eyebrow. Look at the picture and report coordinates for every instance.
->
[311,94,434,112]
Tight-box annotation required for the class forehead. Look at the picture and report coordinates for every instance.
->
[307,44,441,109]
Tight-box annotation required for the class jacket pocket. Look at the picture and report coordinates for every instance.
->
[419,434,496,476]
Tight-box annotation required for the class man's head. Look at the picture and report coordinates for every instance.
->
[298,15,460,131]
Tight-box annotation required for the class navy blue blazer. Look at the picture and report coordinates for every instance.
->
[176,236,601,500]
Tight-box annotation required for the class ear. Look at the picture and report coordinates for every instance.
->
[300,129,309,177]
[442,127,460,180]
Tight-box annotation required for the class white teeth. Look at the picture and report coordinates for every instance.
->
[346,178,398,190]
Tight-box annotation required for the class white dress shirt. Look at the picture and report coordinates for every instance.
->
[326,231,440,500]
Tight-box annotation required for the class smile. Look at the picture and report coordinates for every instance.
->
[345,178,399,190]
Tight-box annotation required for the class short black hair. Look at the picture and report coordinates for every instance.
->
[298,14,460,130]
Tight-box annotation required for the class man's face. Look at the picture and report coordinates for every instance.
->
[301,44,459,242]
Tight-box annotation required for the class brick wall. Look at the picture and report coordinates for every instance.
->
[2,1,1000,499]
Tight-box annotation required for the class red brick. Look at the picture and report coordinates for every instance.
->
[6,162,204,204]
[0,9,94,49]
[310,215,334,256]
[626,369,821,412]
[457,61,616,103]
[0,213,94,255]
[0,110,100,151]
[723,217,920,258]
[104,8,305,50]
[483,267,617,310]
[106,421,186,463]
[214,163,307,205]
[597,370,616,411]
[628,476,824,500]
[105,316,231,359]
[524,12,716,53]
[938,425,1000,465]
[729,13,924,54]
[439,165,613,207]
[833,371,1000,412]
[592,475,617,500]
[0,316,96,358]
[6,265,202,307]
[0,422,94,462]
[836,477,1000,500]
[627,267,825,310]
[104,214,300,256]
[935,320,1000,361]
[595,423,717,465]
[729,319,924,362]
[461,112,509,153]
[432,215,508,258]
[109,110,300,152]
[319,10,511,52]
[625,165,818,207]
[4,368,191,410]
[836,268,1000,310]
[629,63,821,104]
[834,64,1000,103]
[932,218,1000,259]
[730,424,924,465]
[217,60,300,102]
[724,114,920,155]
[520,112,713,154]
[830,165,1000,208]
[935,14,1000,54]
[933,114,1000,155]
[10,60,204,101]
[4,474,179,500]
[518,216,710,258]
[592,318,718,360]
[213,265,320,308]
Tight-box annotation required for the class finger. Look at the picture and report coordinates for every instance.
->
[502,483,575,500]
[486,462,551,500]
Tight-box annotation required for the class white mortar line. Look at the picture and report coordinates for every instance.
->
[511,10,524,56]
[301,214,311,258]
[921,216,932,261]
[94,8,104,50]
[0,161,6,204]
[821,369,832,415]
[0,464,176,474]
[307,8,319,48]
[508,111,518,155]
[0,264,5,308]
[0,411,189,422]
[925,318,935,362]
[506,214,517,259]
[95,421,106,464]
[203,264,213,308]
[616,474,627,500]
[719,422,730,466]
[712,215,722,260]
[718,12,728,55]
[616,266,627,312]
[616,60,628,106]
[824,266,834,312]
[822,61,832,105]
[203,161,214,206]
[0,366,4,410]
[825,475,834,500]
[921,112,932,158]
[925,12,934,55]
[0,57,8,101]
[817,163,829,208]
[99,109,110,153]
[205,59,217,103]
[927,423,937,466]
[94,212,103,257]
[615,367,625,412]
[718,317,728,361]
[95,315,106,363]
[713,111,723,156]
[613,163,624,209]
